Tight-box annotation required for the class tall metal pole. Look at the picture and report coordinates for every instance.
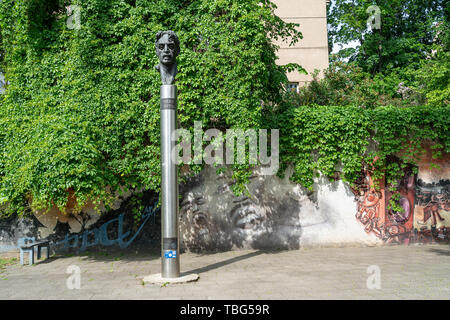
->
[160,84,180,278]
[144,31,198,285]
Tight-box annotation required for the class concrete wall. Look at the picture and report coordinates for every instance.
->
[0,191,160,253]
[0,214,42,252]
[179,166,380,252]
[354,150,449,245]
[414,148,450,241]
[178,148,450,252]
[272,0,330,86]
[1,154,448,253]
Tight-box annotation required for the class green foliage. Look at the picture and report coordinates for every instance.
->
[294,62,406,108]
[328,0,448,75]
[0,0,304,216]
[387,192,404,215]
[274,103,449,191]
[327,0,449,108]
[294,56,448,108]
[309,1,450,109]
[0,257,17,272]
[407,53,450,108]
[0,0,448,220]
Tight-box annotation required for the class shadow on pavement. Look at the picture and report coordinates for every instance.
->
[60,245,162,263]
[183,250,265,275]
[427,247,450,256]
[4,244,163,266]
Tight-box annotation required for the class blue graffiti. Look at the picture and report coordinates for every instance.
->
[56,201,159,251]
[0,245,19,253]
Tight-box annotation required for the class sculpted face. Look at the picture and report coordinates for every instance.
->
[156,34,177,66]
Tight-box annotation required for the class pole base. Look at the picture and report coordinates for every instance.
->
[143,273,199,285]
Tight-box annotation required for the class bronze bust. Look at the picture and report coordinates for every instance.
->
[155,30,180,85]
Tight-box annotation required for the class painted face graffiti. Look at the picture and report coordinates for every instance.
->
[179,166,341,252]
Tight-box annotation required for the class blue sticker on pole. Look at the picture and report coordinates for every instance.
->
[164,250,177,259]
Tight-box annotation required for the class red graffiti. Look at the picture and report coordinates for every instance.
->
[421,195,446,226]
[356,187,383,238]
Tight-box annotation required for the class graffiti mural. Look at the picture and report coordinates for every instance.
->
[383,170,415,244]
[354,162,416,244]
[355,148,450,245]
[0,214,44,252]
[55,202,158,251]
[355,170,385,240]
[180,166,378,253]
[412,148,450,244]
[0,189,161,252]
[414,179,450,243]
[32,188,132,238]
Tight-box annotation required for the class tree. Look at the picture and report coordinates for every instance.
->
[327,0,448,75]
[0,0,303,216]
[408,22,450,107]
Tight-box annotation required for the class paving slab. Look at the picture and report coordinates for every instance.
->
[0,244,449,299]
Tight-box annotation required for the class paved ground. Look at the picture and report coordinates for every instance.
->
[0,244,449,300]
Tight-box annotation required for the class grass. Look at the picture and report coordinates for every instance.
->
[0,257,17,270]
[0,257,18,279]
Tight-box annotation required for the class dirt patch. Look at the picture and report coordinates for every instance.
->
[0,250,19,260]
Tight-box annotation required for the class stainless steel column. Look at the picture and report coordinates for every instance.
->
[160,84,180,278]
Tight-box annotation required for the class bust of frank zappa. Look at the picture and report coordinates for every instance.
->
[155,30,180,85]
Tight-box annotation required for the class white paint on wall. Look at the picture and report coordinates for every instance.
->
[298,175,381,246]
[180,166,381,252]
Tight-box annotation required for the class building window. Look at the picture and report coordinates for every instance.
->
[287,82,299,93]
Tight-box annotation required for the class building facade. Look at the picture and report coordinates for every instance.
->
[272,0,330,89]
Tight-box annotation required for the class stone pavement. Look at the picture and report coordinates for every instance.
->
[0,244,449,300]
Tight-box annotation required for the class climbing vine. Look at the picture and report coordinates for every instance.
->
[0,0,303,216]
[274,102,449,193]
[0,0,448,220]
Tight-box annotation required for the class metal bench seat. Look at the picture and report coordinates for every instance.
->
[18,237,50,265]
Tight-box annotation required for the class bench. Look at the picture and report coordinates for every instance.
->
[18,237,50,265]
